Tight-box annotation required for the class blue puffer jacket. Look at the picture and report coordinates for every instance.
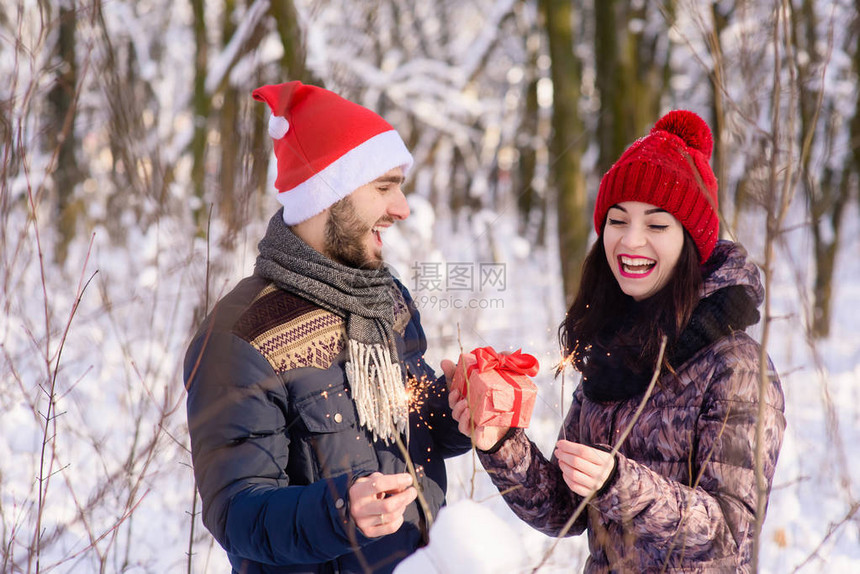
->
[185,275,471,573]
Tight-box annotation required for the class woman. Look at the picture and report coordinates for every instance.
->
[447,110,785,572]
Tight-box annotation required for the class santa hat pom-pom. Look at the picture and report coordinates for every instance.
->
[652,110,713,160]
[268,115,290,139]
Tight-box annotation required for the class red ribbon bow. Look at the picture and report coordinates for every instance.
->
[470,347,540,377]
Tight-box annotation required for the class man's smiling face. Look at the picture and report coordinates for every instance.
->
[324,167,410,269]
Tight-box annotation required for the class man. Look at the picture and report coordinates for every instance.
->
[184,81,472,574]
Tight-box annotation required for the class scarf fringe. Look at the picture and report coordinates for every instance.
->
[346,340,409,444]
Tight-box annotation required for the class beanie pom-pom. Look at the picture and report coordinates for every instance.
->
[652,110,713,160]
[268,115,290,139]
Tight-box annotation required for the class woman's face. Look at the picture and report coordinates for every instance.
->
[602,201,685,301]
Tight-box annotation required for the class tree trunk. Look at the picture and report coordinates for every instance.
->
[251,70,270,201]
[48,5,81,265]
[709,1,730,229]
[594,0,625,176]
[793,0,851,339]
[270,0,316,83]
[628,1,669,140]
[191,0,210,233]
[516,35,541,242]
[540,0,587,304]
[219,0,239,248]
[595,0,670,177]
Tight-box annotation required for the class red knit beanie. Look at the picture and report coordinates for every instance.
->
[593,110,719,263]
[252,82,413,225]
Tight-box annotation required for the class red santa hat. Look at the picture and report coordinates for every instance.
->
[252,81,414,225]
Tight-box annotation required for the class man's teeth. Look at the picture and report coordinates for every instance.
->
[621,256,655,274]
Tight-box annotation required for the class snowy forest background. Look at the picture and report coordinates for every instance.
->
[2,0,860,572]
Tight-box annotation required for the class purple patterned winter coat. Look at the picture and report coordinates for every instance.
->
[479,242,785,573]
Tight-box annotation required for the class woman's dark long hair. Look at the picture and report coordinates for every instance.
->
[559,229,703,377]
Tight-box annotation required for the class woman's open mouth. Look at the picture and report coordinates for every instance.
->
[618,255,656,278]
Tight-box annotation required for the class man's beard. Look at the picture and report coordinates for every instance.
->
[324,196,391,269]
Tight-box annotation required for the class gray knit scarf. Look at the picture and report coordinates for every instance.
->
[255,209,410,443]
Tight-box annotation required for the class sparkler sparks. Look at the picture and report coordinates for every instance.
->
[406,372,443,430]
[558,348,577,371]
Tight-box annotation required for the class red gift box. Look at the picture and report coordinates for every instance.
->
[450,347,539,428]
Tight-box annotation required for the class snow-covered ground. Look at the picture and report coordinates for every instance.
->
[2,188,859,573]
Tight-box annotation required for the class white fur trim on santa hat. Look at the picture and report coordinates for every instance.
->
[278,129,413,225]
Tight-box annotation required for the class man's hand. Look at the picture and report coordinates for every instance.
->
[554,440,615,498]
[349,472,417,538]
[442,359,509,451]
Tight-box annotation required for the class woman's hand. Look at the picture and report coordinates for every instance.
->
[554,440,616,498]
[442,359,509,451]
